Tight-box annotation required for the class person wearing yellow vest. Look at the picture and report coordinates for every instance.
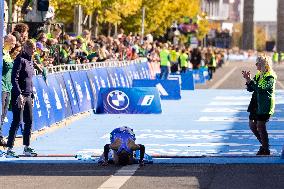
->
[280,52,284,64]
[179,49,189,73]
[272,51,279,64]
[242,54,277,155]
[159,44,170,79]
[47,27,62,43]
[1,34,16,147]
[206,50,216,81]
[169,46,180,73]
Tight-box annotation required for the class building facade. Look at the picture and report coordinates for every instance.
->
[201,0,242,22]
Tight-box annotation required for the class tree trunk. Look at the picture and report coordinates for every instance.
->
[242,0,254,50]
[114,22,118,38]
[88,14,92,30]
[277,0,284,51]
[107,22,112,37]
[93,9,99,38]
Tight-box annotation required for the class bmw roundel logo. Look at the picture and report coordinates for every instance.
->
[107,90,129,110]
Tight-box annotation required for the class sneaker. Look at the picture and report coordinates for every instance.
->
[256,146,270,155]
[23,147,37,157]
[261,149,270,155]
[6,150,19,158]
[256,146,264,155]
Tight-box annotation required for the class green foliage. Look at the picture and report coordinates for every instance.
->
[15,0,210,40]
[255,26,266,51]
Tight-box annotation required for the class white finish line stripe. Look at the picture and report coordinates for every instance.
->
[98,164,139,189]
[210,67,238,89]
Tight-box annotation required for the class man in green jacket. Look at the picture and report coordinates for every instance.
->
[1,34,16,147]
[159,44,170,79]
[242,55,277,155]
[180,49,189,73]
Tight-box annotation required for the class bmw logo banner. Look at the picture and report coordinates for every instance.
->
[96,87,162,114]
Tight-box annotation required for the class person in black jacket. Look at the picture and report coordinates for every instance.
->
[243,71,262,154]
[190,48,202,70]
[6,40,37,158]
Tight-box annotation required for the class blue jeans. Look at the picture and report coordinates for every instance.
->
[160,66,169,79]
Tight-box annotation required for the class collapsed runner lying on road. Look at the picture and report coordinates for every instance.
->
[101,126,146,166]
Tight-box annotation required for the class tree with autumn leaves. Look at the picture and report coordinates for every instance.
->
[9,0,209,40]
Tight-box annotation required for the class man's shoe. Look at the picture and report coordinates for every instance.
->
[256,146,264,155]
[256,146,270,155]
[261,149,270,155]
[23,147,37,157]
[6,150,19,158]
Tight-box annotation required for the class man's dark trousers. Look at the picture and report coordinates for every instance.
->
[7,95,33,148]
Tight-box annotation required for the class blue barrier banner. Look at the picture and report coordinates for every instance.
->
[115,67,129,88]
[193,69,205,84]
[134,63,145,79]
[124,65,135,86]
[119,66,131,87]
[78,70,94,110]
[169,71,195,90]
[133,79,181,100]
[2,111,13,136]
[202,67,210,80]
[55,73,73,118]
[96,87,162,114]
[32,76,54,130]
[142,62,151,79]
[62,72,80,115]
[96,68,112,88]
[107,67,121,87]
[86,70,99,109]
[129,64,140,80]
[46,74,65,123]
[69,71,93,112]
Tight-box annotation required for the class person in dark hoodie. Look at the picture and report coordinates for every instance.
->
[5,40,37,158]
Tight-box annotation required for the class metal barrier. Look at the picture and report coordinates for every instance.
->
[39,58,145,75]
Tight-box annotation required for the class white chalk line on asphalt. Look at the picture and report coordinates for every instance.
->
[98,164,139,189]
[210,67,238,89]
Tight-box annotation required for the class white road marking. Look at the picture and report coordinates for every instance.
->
[197,116,284,122]
[202,107,283,113]
[214,96,251,100]
[202,107,246,112]
[208,101,249,106]
[214,95,284,100]
[98,164,139,189]
[210,67,238,89]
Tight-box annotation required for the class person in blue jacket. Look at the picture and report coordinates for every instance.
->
[102,126,145,166]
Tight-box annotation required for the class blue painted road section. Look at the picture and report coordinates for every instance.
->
[2,89,284,163]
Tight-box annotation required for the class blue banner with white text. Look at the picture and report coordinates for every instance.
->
[62,72,80,115]
[69,71,93,112]
[133,79,181,100]
[96,87,162,114]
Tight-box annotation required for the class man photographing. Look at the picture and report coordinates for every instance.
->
[102,126,145,166]
[6,40,37,158]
